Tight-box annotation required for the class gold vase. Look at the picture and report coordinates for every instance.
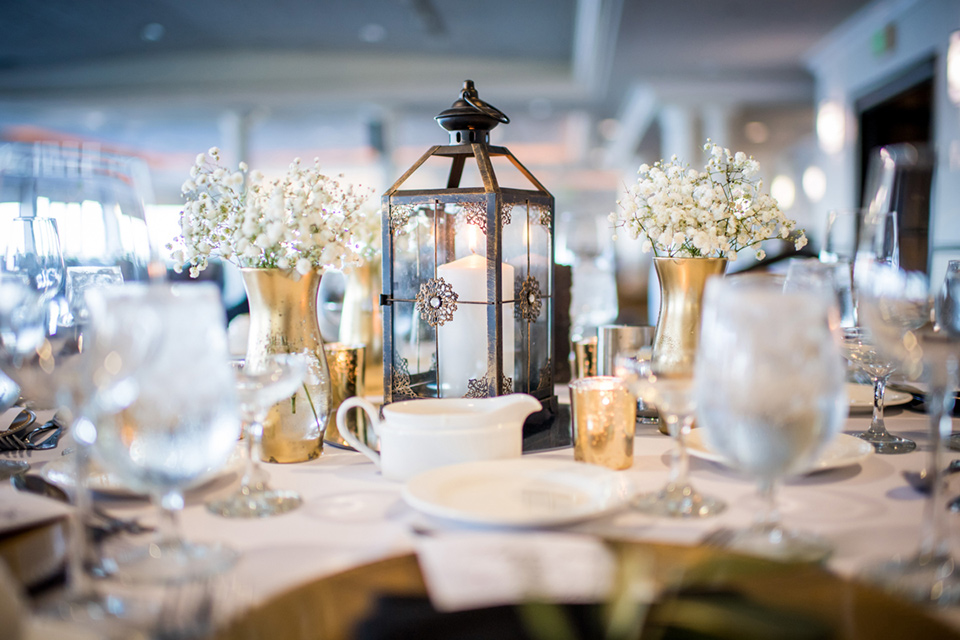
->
[242,267,331,463]
[652,257,727,372]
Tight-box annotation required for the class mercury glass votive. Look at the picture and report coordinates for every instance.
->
[323,342,368,447]
[569,376,636,470]
[572,336,598,379]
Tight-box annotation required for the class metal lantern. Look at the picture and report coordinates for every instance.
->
[381,80,558,431]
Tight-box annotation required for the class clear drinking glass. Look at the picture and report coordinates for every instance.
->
[88,283,241,583]
[1,216,65,302]
[695,275,847,561]
[939,261,960,451]
[819,210,860,327]
[65,265,125,324]
[207,354,307,518]
[937,260,960,336]
[615,346,726,518]
[841,326,915,453]
[856,264,960,604]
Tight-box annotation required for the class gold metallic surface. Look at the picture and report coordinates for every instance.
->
[573,336,598,380]
[338,261,383,378]
[569,376,636,470]
[323,342,368,447]
[652,257,727,373]
[242,268,330,463]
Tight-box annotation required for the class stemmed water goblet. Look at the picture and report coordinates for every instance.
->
[615,346,725,518]
[695,275,847,561]
[855,263,960,604]
[1,216,65,303]
[207,354,307,518]
[87,283,241,583]
[840,326,915,453]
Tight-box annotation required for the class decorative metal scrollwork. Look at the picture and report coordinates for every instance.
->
[464,373,513,398]
[537,358,553,393]
[415,277,458,328]
[533,203,552,228]
[389,204,415,235]
[459,201,512,234]
[500,201,513,227]
[514,275,543,322]
[391,357,417,401]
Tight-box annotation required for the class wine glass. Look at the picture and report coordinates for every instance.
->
[840,327,915,453]
[65,265,125,324]
[939,261,960,451]
[856,264,960,604]
[615,346,726,518]
[1,216,65,302]
[695,275,847,561]
[207,354,307,518]
[0,282,156,633]
[87,283,241,583]
[0,274,46,478]
[819,210,860,328]
[937,260,960,335]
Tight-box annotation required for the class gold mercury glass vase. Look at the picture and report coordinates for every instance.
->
[241,267,331,463]
[652,257,727,372]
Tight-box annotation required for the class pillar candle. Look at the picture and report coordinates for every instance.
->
[437,253,515,397]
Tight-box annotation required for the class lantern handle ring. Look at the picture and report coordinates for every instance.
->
[462,88,510,125]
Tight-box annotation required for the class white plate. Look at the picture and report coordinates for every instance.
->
[41,445,244,497]
[685,430,873,474]
[403,458,635,528]
[847,383,911,410]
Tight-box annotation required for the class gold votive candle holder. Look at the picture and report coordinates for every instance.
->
[323,342,368,447]
[569,376,636,470]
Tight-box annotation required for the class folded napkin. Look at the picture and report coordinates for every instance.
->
[0,408,62,452]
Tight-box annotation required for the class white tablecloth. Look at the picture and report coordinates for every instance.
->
[3,396,958,632]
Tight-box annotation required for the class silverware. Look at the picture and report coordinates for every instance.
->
[10,473,154,540]
[0,413,62,451]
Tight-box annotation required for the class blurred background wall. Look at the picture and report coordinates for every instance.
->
[1,0,956,342]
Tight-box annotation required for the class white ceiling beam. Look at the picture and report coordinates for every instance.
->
[572,0,625,95]
[603,83,658,168]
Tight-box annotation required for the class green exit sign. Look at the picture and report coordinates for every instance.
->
[872,23,897,56]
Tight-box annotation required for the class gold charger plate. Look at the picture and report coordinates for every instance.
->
[210,542,960,640]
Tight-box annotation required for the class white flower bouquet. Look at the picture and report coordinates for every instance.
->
[612,140,806,261]
[169,148,374,277]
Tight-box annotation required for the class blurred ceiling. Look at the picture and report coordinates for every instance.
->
[0,0,874,185]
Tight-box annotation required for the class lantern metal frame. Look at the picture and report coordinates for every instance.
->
[380,82,558,431]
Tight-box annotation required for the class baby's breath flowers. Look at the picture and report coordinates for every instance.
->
[611,140,807,262]
[169,148,374,277]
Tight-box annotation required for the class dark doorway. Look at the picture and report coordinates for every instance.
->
[857,57,934,273]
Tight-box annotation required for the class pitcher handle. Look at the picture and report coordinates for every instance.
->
[337,397,381,468]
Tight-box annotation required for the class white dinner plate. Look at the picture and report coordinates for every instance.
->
[847,383,911,411]
[402,458,635,528]
[685,430,873,474]
[41,445,244,497]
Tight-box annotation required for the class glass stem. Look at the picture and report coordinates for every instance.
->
[156,491,185,550]
[667,412,693,487]
[919,363,958,558]
[240,420,256,493]
[249,418,267,492]
[871,374,889,434]
[66,438,94,601]
[754,478,781,531]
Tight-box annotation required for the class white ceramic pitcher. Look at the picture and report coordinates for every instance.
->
[336,394,542,481]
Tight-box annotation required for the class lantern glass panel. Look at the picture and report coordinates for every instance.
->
[388,204,441,398]
[504,199,553,396]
